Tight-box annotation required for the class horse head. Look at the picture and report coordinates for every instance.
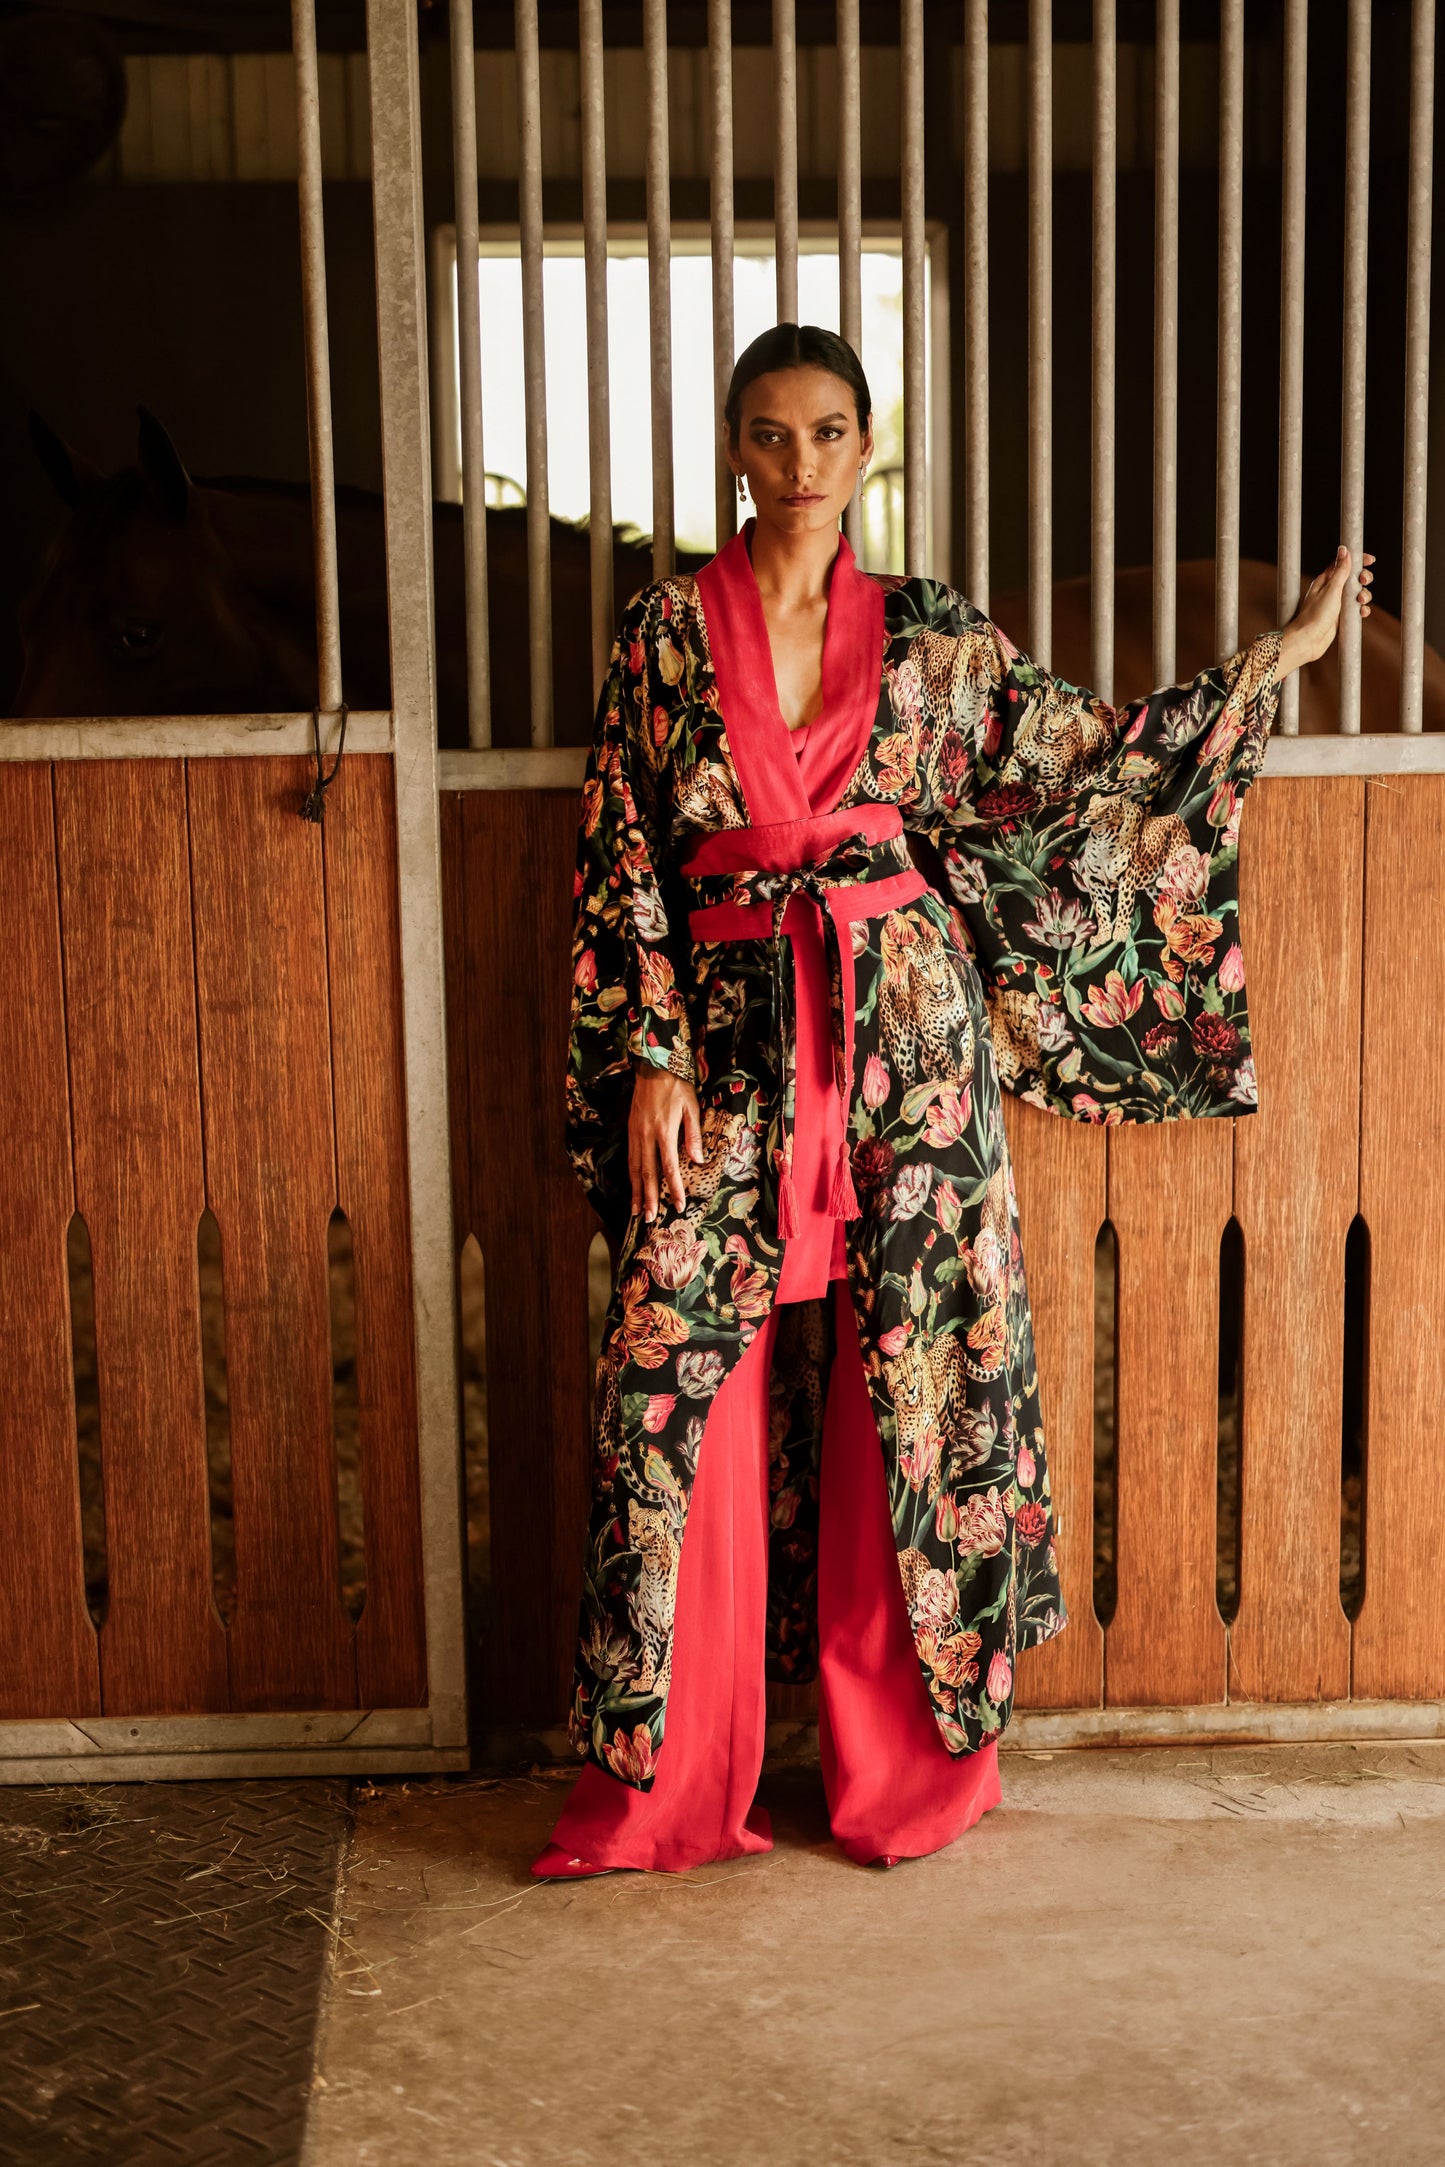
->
[14,410,316,719]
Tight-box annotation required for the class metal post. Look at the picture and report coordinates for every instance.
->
[1337,0,1370,735]
[580,0,615,699]
[364,0,465,1750]
[710,0,736,552]
[1400,0,1436,735]
[900,0,926,573]
[775,0,798,322]
[1277,0,1307,735]
[1153,0,1179,687]
[1027,0,1051,664]
[291,0,344,720]
[449,0,492,747]
[644,0,675,578]
[963,0,988,610]
[1091,0,1115,701]
[515,0,554,745]
[837,0,862,557]
[1215,0,1244,662]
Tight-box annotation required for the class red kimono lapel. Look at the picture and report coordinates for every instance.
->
[695,516,885,824]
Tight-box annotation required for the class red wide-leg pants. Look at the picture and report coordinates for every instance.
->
[537,1280,1001,1873]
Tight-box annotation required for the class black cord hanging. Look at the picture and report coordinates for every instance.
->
[297,703,349,822]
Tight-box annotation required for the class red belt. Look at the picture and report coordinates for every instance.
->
[682,806,926,1232]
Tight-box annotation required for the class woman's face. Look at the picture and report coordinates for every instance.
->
[726,366,873,536]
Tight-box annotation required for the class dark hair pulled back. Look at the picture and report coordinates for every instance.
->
[723,322,872,440]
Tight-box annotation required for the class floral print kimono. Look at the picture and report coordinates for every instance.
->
[566,516,1283,1789]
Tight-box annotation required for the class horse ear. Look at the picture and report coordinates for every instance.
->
[137,407,191,521]
[28,412,99,507]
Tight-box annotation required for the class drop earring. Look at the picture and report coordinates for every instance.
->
[736,472,747,502]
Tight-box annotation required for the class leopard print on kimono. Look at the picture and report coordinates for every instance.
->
[883,1330,985,1497]
[627,1498,679,1697]
[878,917,975,1086]
[674,758,746,834]
[907,625,1003,750]
[1078,793,1193,944]
[997,678,1118,797]
[987,987,1042,1092]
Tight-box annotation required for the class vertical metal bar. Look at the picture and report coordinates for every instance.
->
[1027,0,1051,664]
[963,0,988,609]
[449,0,491,747]
[1153,0,1179,687]
[1215,0,1245,662]
[1337,0,1370,735]
[1400,0,1436,734]
[775,0,798,321]
[644,0,674,578]
[900,0,926,572]
[516,0,554,745]
[837,0,863,556]
[291,0,343,717]
[1091,0,1115,701]
[710,0,736,552]
[1276,0,1307,736]
[579,0,614,699]
[364,0,464,1748]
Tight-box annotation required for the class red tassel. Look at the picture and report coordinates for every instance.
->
[828,1140,860,1221]
[777,1165,801,1239]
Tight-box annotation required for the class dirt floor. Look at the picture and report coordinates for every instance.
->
[301,1741,1445,2167]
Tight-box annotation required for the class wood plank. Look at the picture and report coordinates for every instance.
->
[1229,777,1359,1702]
[1355,773,1445,1697]
[1005,1097,1108,1710]
[54,762,228,1715]
[188,757,355,1710]
[439,792,474,1247]
[462,793,595,1725]
[0,767,98,1716]
[323,756,427,1706]
[1106,1119,1233,1706]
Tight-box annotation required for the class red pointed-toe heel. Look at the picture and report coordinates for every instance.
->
[868,1853,904,1870]
[530,1843,616,1880]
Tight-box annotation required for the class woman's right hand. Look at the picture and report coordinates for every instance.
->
[629,1062,704,1221]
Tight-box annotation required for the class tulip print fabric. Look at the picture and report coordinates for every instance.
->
[566,525,1283,1789]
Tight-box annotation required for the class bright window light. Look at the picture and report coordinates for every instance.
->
[437,236,925,570]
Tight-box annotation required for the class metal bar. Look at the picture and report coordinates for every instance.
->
[900,0,926,572]
[1027,0,1051,664]
[1153,0,1179,686]
[774,0,798,320]
[1215,0,1244,661]
[290,0,344,719]
[962,0,988,608]
[1091,0,1115,701]
[710,0,736,552]
[365,0,467,1752]
[0,714,394,760]
[516,0,554,744]
[645,0,675,576]
[579,0,615,700]
[1337,0,1370,735]
[1400,0,1436,735]
[1276,0,1307,735]
[449,0,492,747]
[837,0,862,556]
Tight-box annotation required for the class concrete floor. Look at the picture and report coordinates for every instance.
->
[303,1743,1445,2167]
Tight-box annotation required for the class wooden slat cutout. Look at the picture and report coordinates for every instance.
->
[1005,1097,1107,1711]
[1105,1119,1232,1707]
[0,766,98,1717]
[188,757,355,1710]
[1355,774,1445,1698]
[1230,777,1359,1702]
[459,792,596,1725]
[323,755,427,1706]
[54,761,228,1715]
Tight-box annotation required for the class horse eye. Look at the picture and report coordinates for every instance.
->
[110,619,161,657]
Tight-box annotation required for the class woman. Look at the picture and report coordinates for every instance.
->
[533,323,1373,1878]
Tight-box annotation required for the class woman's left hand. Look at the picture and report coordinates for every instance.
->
[1277,545,1375,674]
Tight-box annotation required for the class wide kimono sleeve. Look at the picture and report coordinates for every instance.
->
[565,588,696,1233]
[908,583,1284,1122]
